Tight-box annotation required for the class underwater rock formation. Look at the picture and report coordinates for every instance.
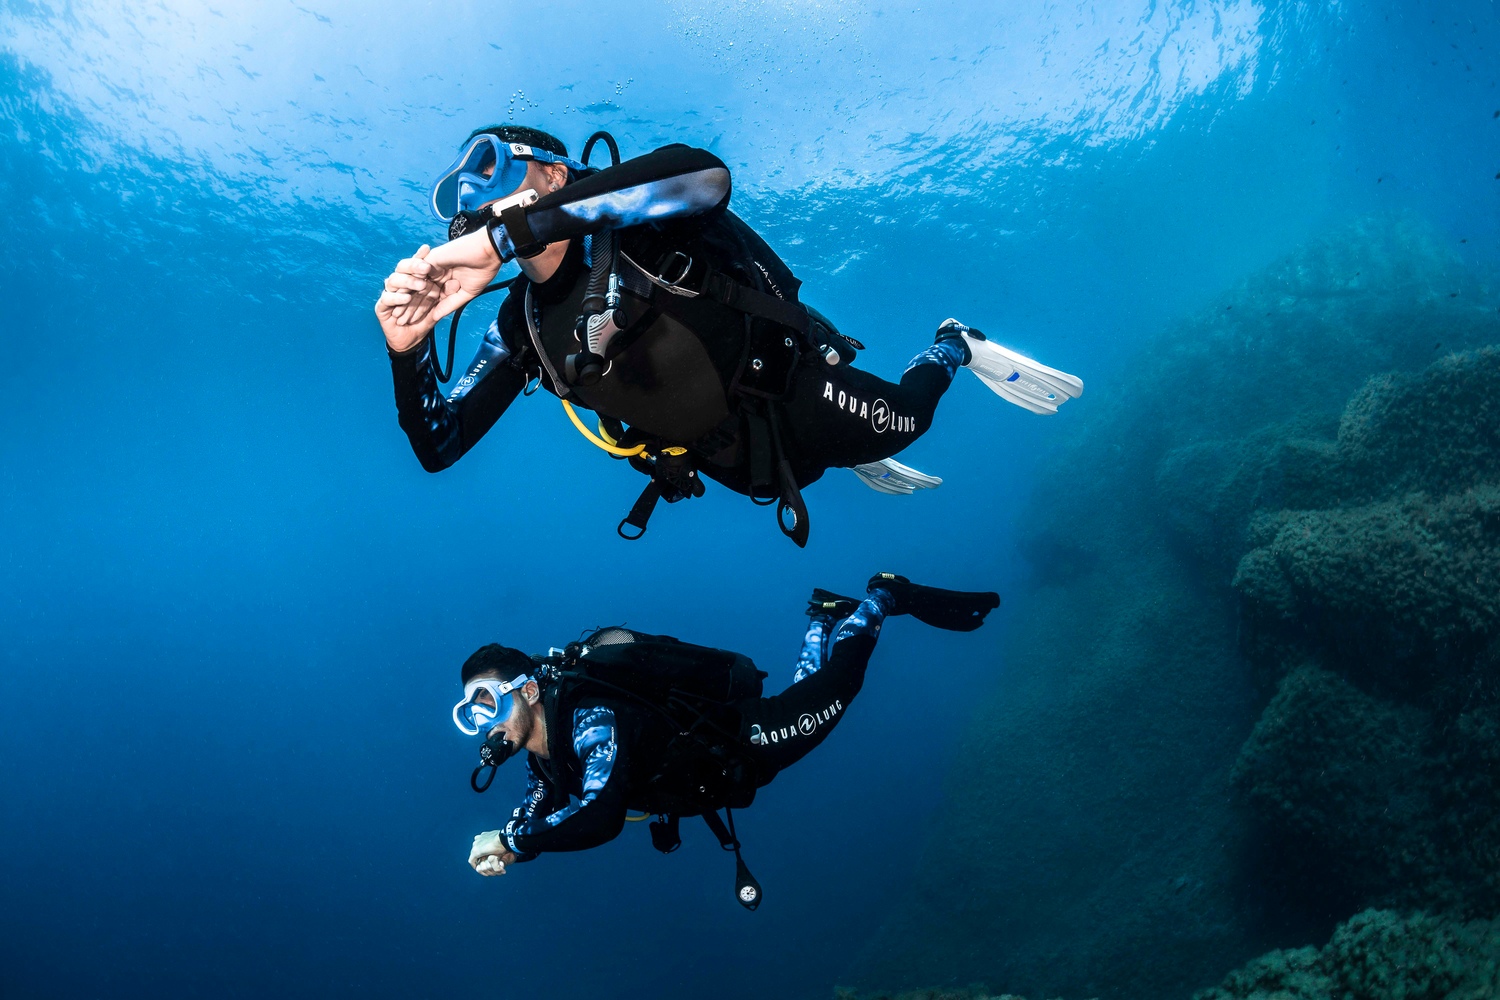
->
[1231,347,1500,915]
[852,215,1500,1000]
[1194,909,1500,1000]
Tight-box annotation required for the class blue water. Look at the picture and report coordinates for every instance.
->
[2,2,1497,998]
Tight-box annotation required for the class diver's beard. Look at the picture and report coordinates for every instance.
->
[479,727,520,768]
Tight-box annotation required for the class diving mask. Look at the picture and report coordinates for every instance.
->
[429,133,585,222]
[452,674,532,737]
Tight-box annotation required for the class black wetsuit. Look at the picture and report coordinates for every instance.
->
[499,591,893,860]
[390,145,964,510]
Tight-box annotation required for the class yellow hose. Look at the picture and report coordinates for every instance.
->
[560,399,689,458]
[624,811,652,823]
[561,399,646,457]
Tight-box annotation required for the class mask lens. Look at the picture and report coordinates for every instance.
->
[451,674,531,736]
[456,154,529,215]
[453,681,513,736]
[431,135,519,222]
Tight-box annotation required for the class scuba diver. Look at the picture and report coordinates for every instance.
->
[375,125,1083,545]
[451,573,1000,908]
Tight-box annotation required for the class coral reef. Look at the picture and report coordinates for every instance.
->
[1194,909,1500,1000]
[851,215,1500,1000]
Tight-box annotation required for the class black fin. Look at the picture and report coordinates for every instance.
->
[867,574,1000,632]
[806,587,860,618]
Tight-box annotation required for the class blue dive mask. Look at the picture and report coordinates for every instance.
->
[452,674,532,736]
[429,134,585,222]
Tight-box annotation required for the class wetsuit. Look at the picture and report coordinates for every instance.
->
[498,590,894,860]
[390,145,965,504]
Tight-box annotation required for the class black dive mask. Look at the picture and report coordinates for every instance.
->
[471,729,520,793]
[448,207,490,242]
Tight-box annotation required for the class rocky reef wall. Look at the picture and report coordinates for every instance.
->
[1230,346,1500,916]
[850,215,1500,1000]
[1196,908,1500,1000]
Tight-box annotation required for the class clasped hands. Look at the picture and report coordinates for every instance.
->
[374,229,502,352]
[469,829,518,877]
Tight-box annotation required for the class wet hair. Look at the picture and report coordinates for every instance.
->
[460,643,534,686]
[465,124,568,159]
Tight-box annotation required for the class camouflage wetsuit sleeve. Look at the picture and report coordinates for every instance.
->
[499,756,565,864]
[501,704,629,857]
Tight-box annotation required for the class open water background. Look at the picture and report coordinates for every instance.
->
[2,2,1497,998]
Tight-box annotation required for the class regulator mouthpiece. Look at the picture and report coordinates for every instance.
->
[471,730,520,793]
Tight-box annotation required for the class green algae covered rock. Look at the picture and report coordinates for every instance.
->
[1230,346,1500,914]
[1231,665,1436,900]
[854,215,1500,1000]
[1195,910,1500,1000]
[835,990,1068,1000]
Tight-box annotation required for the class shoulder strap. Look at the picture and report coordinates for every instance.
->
[700,272,810,335]
[522,284,573,400]
[618,251,810,336]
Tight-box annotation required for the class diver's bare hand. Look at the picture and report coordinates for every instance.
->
[469,830,517,876]
[375,245,442,352]
[414,229,503,323]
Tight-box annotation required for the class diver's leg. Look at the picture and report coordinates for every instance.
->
[782,338,967,470]
[741,590,895,775]
[793,615,834,683]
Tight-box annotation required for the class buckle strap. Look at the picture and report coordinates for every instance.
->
[497,201,544,259]
[765,405,809,548]
[700,272,810,335]
[618,251,810,335]
[617,479,661,540]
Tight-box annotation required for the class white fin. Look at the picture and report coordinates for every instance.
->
[963,334,1084,415]
[851,458,943,495]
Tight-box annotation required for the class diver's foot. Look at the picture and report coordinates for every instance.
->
[807,587,861,619]
[949,327,1084,415]
[867,572,1000,632]
[934,318,975,365]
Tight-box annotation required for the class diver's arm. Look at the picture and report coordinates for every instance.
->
[389,306,527,472]
[502,758,563,865]
[470,759,562,875]
[490,145,731,259]
[388,146,730,329]
[503,705,629,855]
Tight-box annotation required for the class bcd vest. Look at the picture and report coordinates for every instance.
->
[513,211,859,546]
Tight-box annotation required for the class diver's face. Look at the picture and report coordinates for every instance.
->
[478,676,533,747]
[477,159,566,211]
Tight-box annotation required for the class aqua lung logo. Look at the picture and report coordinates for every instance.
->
[750,700,844,745]
[752,260,784,301]
[822,382,915,434]
[448,358,489,401]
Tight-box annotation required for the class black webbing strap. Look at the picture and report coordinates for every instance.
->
[701,808,735,848]
[689,412,740,462]
[701,272,810,335]
[497,202,544,259]
[765,405,809,547]
[618,479,662,540]
[649,813,682,854]
[743,410,778,504]
[702,809,762,911]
